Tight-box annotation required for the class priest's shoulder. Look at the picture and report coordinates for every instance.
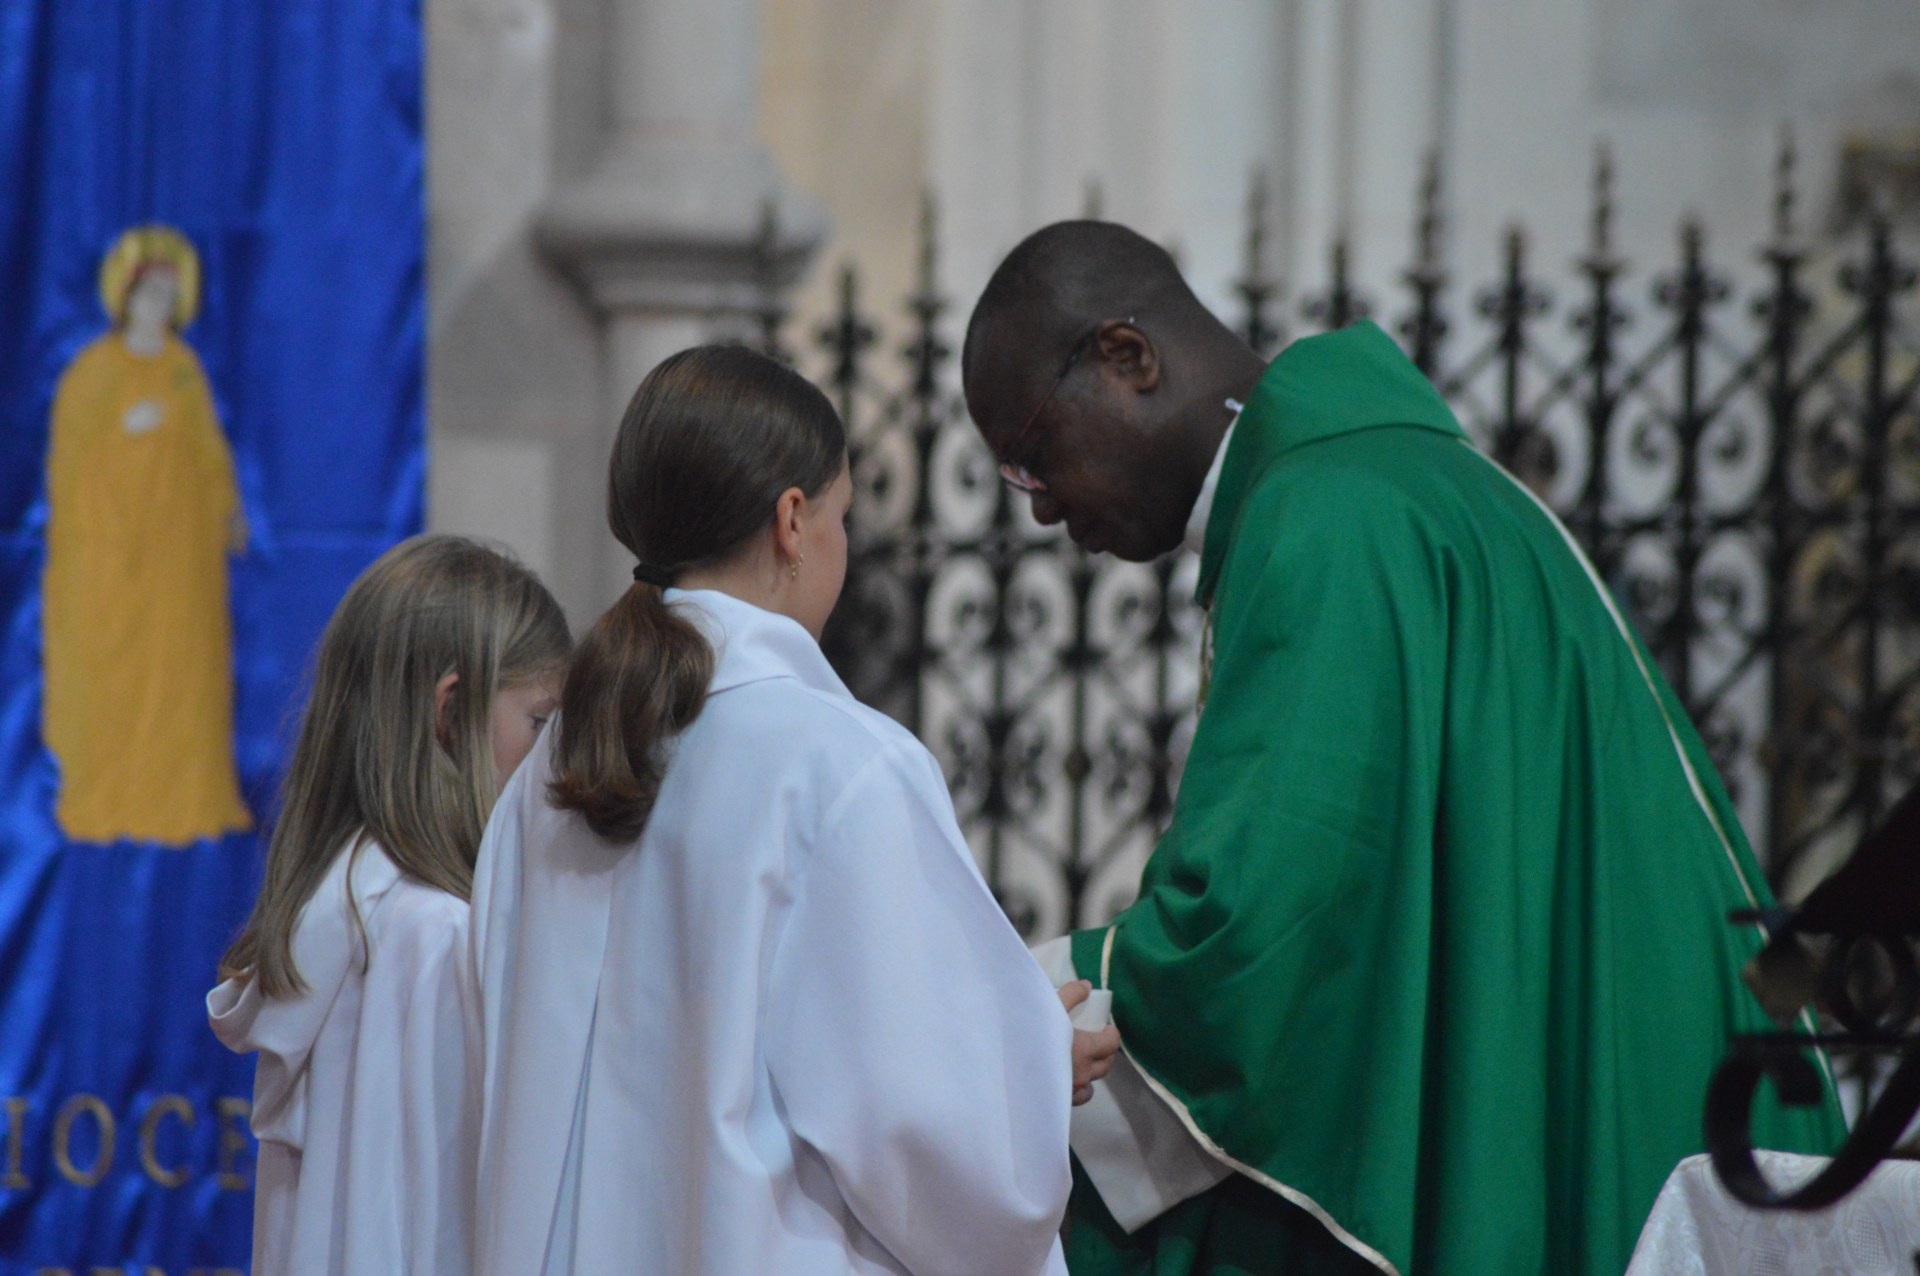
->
[1236,435,1452,555]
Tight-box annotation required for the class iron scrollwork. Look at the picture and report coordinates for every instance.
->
[759,140,1919,966]
[1708,782,1920,1210]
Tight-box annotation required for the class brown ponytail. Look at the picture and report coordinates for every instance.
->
[549,345,846,842]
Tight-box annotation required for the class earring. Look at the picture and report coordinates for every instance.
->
[791,554,805,580]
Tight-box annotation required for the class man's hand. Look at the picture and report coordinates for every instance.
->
[1058,980,1121,1106]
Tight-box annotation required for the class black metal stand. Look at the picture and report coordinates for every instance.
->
[1706,782,1920,1209]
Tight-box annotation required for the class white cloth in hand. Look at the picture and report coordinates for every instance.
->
[1030,935,1232,1233]
[1069,989,1112,1032]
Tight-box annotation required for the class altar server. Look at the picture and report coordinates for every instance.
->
[209,535,568,1276]
[470,344,1078,1275]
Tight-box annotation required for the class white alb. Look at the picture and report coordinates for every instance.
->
[470,588,1073,1275]
[207,840,476,1276]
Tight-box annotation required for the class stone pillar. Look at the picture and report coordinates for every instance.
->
[538,0,828,604]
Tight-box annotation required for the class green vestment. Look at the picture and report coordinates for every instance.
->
[1064,322,1843,1276]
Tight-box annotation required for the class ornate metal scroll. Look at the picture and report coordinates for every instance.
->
[1707,780,1920,1209]
[763,135,1920,945]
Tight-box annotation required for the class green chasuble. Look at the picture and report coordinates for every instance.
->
[1064,322,1843,1276]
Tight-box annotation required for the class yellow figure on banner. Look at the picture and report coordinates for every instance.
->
[42,225,252,845]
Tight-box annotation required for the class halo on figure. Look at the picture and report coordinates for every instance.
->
[98,224,201,330]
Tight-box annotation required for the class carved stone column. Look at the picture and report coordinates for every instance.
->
[538,0,827,603]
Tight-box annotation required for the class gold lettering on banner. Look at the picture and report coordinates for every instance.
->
[32,1267,241,1275]
[29,1266,242,1275]
[5,1097,27,1188]
[51,1095,113,1187]
[214,1097,251,1191]
[138,1095,194,1188]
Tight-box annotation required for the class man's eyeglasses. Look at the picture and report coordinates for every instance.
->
[996,317,1134,494]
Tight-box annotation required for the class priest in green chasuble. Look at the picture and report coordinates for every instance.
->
[961,221,1843,1276]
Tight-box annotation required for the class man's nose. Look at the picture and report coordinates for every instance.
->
[1030,489,1064,526]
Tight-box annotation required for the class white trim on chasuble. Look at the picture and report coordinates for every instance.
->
[1470,442,1835,1094]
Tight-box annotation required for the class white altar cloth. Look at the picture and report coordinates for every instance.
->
[1627,1150,1920,1275]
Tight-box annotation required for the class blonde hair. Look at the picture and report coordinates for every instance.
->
[220,535,570,996]
[98,224,201,329]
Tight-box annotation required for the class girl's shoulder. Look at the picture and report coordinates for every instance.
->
[350,841,469,956]
[712,673,937,794]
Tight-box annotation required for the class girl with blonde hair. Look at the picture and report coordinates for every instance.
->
[208,533,568,1275]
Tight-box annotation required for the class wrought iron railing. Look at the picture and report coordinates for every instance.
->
[756,136,1920,943]
[1708,780,1920,1211]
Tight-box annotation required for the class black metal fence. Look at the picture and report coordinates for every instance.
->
[758,140,1920,941]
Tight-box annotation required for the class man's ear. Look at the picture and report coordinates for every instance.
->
[1097,319,1160,393]
[433,672,459,750]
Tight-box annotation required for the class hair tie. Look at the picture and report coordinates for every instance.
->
[632,562,676,589]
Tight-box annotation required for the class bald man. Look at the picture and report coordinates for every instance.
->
[962,222,1841,1276]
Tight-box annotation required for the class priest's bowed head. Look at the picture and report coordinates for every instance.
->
[961,221,1266,562]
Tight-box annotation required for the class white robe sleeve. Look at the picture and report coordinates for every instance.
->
[764,742,1072,1276]
[208,850,476,1276]
[337,886,476,1274]
[361,895,478,1274]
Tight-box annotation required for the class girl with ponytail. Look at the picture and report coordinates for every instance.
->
[469,345,1091,1275]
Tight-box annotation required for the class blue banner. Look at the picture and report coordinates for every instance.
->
[0,3,423,1270]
